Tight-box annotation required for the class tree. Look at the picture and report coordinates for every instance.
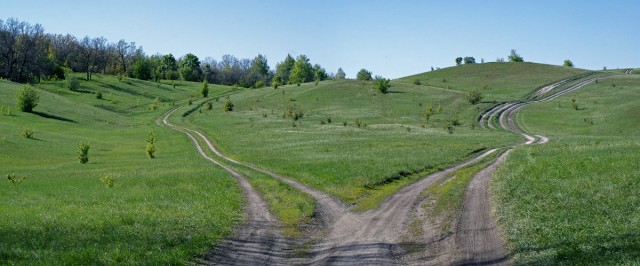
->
[67,76,80,90]
[132,57,152,80]
[356,68,372,81]
[16,85,39,112]
[114,39,136,75]
[77,142,90,164]
[508,49,523,62]
[463,56,476,64]
[146,131,156,159]
[179,53,202,81]
[158,53,178,80]
[335,67,346,80]
[200,80,209,97]
[313,64,327,82]
[272,75,282,89]
[466,89,484,105]
[374,76,391,94]
[249,54,270,87]
[563,59,574,67]
[275,54,295,84]
[455,57,463,66]
[289,54,313,84]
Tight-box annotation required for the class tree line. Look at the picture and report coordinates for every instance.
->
[0,17,342,88]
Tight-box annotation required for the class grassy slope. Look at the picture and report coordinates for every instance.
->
[182,79,521,210]
[492,74,640,264]
[396,62,591,101]
[0,76,243,264]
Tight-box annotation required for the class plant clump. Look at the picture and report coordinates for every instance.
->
[77,142,90,164]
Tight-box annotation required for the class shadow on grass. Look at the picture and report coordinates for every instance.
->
[31,111,76,123]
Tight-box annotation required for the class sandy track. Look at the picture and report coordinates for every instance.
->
[157,109,290,265]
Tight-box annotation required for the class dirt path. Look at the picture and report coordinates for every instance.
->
[157,109,290,265]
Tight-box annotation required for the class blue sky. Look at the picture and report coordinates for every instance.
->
[2,0,638,78]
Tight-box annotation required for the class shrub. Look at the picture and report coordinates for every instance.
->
[200,80,209,97]
[255,80,265,88]
[570,99,578,110]
[16,85,39,112]
[1,106,12,116]
[96,91,103,99]
[508,49,524,62]
[6,173,26,186]
[283,105,304,120]
[100,175,114,188]
[77,142,90,164]
[224,100,234,112]
[466,89,484,105]
[146,131,157,159]
[356,69,373,81]
[147,97,159,110]
[21,129,34,139]
[413,79,421,85]
[374,76,391,94]
[67,77,80,91]
[206,102,213,110]
[563,59,574,67]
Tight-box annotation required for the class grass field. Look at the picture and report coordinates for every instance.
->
[0,76,243,264]
[397,62,591,102]
[492,74,640,264]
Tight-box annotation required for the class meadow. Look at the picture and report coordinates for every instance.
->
[492,74,640,264]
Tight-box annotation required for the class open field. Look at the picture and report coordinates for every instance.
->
[492,74,640,264]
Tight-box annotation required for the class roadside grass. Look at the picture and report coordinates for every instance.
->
[396,62,591,102]
[181,79,521,210]
[421,150,501,233]
[0,77,243,264]
[492,74,640,264]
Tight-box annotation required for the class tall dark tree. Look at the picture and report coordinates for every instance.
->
[275,54,295,84]
[313,64,327,81]
[463,56,476,64]
[248,54,270,86]
[455,57,463,66]
[114,39,136,75]
[335,67,346,80]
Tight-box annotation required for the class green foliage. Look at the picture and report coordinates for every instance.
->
[455,57,463,66]
[66,77,80,91]
[16,85,39,112]
[100,175,114,188]
[95,90,103,99]
[463,56,476,64]
[374,76,391,94]
[77,142,90,164]
[178,53,202,81]
[424,105,433,121]
[200,80,209,97]
[133,58,153,80]
[563,59,574,67]
[283,105,304,121]
[1,105,12,116]
[147,97,159,110]
[289,55,313,84]
[21,129,34,139]
[6,173,26,186]
[313,64,328,81]
[335,67,346,80]
[570,98,578,110]
[356,68,373,81]
[413,79,421,85]
[224,100,234,112]
[146,131,157,159]
[275,54,295,84]
[206,101,213,110]
[466,88,484,105]
[508,49,524,62]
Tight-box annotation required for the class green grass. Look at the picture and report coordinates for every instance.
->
[396,62,591,102]
[492,74,640,265]
[181,79,521,210]
[0,77,243,264]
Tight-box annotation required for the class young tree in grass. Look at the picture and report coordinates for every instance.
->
[289,55,313,84]
[224,99,234,112]
[67,77,80,91]
[374,75,391,94]
[356,68,372,81]
[466,89,484,105]
[16,85,39,112]
[77,142,90,164]
[275,54,295,84]
[200,80,209,97]
[146,131,157,159]
[272,75,282,89]
[335,67,346,80]
[508,49,524,62]
[563,59,574,67]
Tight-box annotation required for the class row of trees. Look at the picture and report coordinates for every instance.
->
[456,50,524,66]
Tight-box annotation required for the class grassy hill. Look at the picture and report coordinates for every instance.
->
[492,74,640,264]
[0,75,241,264]
[396,62,592,101]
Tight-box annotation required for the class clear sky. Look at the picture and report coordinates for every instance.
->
[2,0,638,79]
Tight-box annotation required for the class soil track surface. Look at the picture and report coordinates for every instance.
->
[158,74,613,265]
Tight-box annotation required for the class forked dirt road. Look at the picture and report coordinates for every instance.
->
[159,73,616,265]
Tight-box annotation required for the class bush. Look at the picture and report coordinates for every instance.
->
[16,85,39,112]
[356,69,373,81]
[466,89,484,105]
[146,131,157,159]
[21,129,34,139]
[563,59,574,67]
[96,91,103,99]
[224,100,234,112]
[6,173,26,186]
[200,80,209,97]
[100,175,114,188]
[374,76,391,94]
[67,77,80,91]
[206,102,213,110]
[508,49,524,62]
[570,99,578,110]
[255,80,265,88]
[413,79,421,85]
[77,142,90,164]
[283,105,304,121]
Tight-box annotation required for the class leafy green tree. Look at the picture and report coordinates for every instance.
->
[16,85,39,112]
[178,53,202,81]
[159,53,179,80]
[224,100,234,112]
[200,80,209,97]
[466,89,484,105]
[508,49,524,62]
[563,59,574,67]
[356,69,372,81]
[133,58,152,80]
[275,54,295,84]
[289,55,313,84]
[146,131,156,159]
[249,54,270,86]
[66,77,80,91]
[455,57,463,66]
[272,75,283,89]
[374,76,391,94]
[335,67,346,80]
[463,57,476,64]
[77,142,90,164]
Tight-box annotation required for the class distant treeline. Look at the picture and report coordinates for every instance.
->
[0,17,344,87]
